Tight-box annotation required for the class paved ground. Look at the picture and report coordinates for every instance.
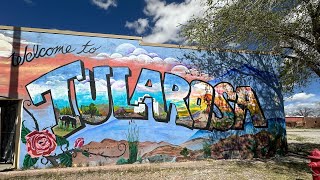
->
[0,128,317,180]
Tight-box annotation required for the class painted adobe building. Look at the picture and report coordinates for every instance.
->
[0,26,287,169]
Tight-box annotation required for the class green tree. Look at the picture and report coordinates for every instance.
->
[60,106,72,115]
[182,0,320,92]
[88,103,99,118]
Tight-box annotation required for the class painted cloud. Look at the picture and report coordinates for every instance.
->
[0,33,38,57]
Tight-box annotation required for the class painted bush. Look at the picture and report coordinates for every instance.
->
[0,27,286,169]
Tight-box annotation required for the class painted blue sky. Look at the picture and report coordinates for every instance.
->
[1,0,319,115]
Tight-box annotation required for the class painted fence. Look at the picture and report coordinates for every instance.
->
[0,26,287,169]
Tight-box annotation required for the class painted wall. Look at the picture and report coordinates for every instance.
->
[0,27,286,169]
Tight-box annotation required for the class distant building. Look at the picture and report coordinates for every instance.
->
[304,117,320,128]
[285,116,320,128]
[285,116,304,128]
[134,94,160,115]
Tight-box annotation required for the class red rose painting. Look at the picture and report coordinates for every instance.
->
[25,130,57,158]
[74,137,84,148]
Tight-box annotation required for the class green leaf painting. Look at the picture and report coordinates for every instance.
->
[21,121,31,144]
[59,152,72,167]
[56,135,69,148]
[23,154,38,169]
[82,151,90,157]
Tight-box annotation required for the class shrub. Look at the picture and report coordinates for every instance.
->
[67,124,74,131]
[137,156,142,163]
[203,142,211,158]
[60,106,72,115]
[58,121,63,129]
[116,157,128,165]
[180,147,189,158]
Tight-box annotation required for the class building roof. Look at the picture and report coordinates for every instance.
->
[285,116,304,123]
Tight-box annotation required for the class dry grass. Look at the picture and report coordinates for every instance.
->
[0,159,311,180]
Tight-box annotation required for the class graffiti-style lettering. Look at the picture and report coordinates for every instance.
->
[210,83,235,131]
[188,80,214,129]
[25,60,267,136]
[74,66,112,125]
[26,60,85,137]
[236,87,267,127]
[130,69,167,122]
[163,73,193,128]
[111,67,147,119]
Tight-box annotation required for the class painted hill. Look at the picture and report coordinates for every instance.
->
[180,137,208,151]
[71,121,287,166]
[187,130,212,140]
[142,145,184,158]
[72,139,173,165]
[210,130,286,159]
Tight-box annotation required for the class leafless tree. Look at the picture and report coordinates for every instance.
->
[293,107,315,117]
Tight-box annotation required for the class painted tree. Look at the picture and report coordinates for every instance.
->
[182,0,320,92]
[88,103,99,118]
[60,106,72,115]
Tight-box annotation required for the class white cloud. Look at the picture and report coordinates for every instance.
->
[27,80,70,101]
[92,53,110,59]
[92,0,117,10]
[131,48,148,56]
[284,92,316,102]
[153,57,163,62]
[284,92,320,116]
[171,65,190,76]
[0,33,39,57]
[125,18,149,34]
[115,43,136,55]
[98,41,185,65]
[110,53,122,58]
[136,82,161,92]
[164,57,180,64]
[284,102,320,116]
[75,77,109,96]
[137,54,152,63]
[103,43,184,66]
[0,33,38,45]
[140,0,207,43]
[110,79,126,91]
[0,39,12,57]
[193,82,208,91]
[191,81,213,97]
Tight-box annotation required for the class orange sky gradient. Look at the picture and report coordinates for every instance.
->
[0,53,206,100]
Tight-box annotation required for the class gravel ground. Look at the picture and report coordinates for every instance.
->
[0,129,317,180]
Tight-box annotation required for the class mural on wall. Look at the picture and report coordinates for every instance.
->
[0,28,287,169]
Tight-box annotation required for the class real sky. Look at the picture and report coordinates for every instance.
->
[1,0,319,116]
